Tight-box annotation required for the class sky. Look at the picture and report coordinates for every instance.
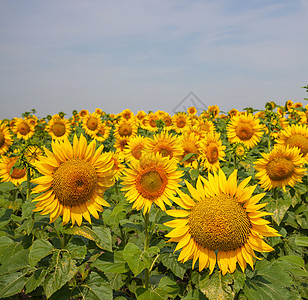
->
[0,0,308,119]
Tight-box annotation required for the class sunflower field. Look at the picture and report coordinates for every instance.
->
[0,96,308,300]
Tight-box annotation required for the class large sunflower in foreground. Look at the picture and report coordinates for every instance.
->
[32,134,115,225]
[0,123,13,155]
[275,124,308,163]
[0,156,27,186]
[164,170,279,275]
[254,145,306,191]
[121,152,183,214]
[227,113,264,149]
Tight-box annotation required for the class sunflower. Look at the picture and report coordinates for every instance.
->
[79,109,89,119]
[114,119,138,139]
[164,170,279,275]
[12,118,35,140]
[93,123,111,143]
[31,134,115,225]
[187,106,197,115]
[123,135,148,162]
[24,145,44,164]
[162,113,173,129]
[255,145,306,191]
[228,109,239,118]
[145,112,159,132]
[110,152,125,181]
[121,108,134,121]
[227,113,264,149]
[95,108,104,116]
[145,131,183,161]
[198,132,226,172]
[207,105,220,119]
[114,136,130,153]
[0,156,27,186]
[46,116,71,141]
[82,113,102,137]
[121,152,183,214]
[0,123,13,156]
[285,100,293,111]
[172,113,191,134]
[180,133,201,168]
[196,119,215,138]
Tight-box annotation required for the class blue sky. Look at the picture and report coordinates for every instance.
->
[0,0,308,119]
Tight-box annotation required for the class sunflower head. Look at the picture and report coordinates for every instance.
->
[164,170,279,275]
[0,156,27,186]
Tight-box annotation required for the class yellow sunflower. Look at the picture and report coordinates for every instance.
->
[207,105,220,119]
[145,131,183,161]
[46,116,71,140]
[196,119,215,138]
[79,109,89,119]
[121,108,134,121]
[0,123,13,156]
[172,113,191,134]
[24,145,44,164]
[123,135,148,162]
[0,156,27,186]
[82,113,102,137]
[114,136,130,153]
[121,152,183,214]
[31,134,115,226]
[227,113,264,149]
[228,109,239,118]
[162,113,173,129]
[164,169,279,275]
[110,152,125,181]
[12,118,35,140]
[180,133,201,168]
[145,112,159,132]
[187,106,197,115]
[114,119,138,139]
[93,123,111,143]
[255,145,306,192]
[198,132,226,172]
[275,124,308,163]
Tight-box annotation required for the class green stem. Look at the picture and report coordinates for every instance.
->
[26,167,31,200]
[143,212,150,290]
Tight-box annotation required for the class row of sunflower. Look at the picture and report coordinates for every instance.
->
[0,101,307,299]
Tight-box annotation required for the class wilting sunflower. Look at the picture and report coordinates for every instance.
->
[198,132,226,172]
[172,113,191,134]
[31,134,115,225]
[121,152,183,214]
[164,170,279,275]
[0,156,27,186]
[114,119,138,139]
[179,133,201,168]
[12,118,35,140]
[227,113,264,149]
[275,124,308,163]
[46,116,71,140]
[255,145,306,191]
[93,123,111,143]
[145,131,183,161]
[82,112,102,137]
[123,135,148,162]
[0,123,13,155]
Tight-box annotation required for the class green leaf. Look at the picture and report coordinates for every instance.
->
[0,249,31,275]
[92,252,129,274]
[83,271,113,300]
[278,255,308,277]
[65,237,87,260]
[43,251,78,299]
[295,236,308,247]
[25,268,48,293]
[243,260,294,300]
[0,271,29,298]
[136,276,180,300]
[21,197,36,220]
[160,252,186,279]
[0,208,12,229]
[29,238,54,267]
[181,152,197,163]
[123,242,151,276]
[120,219,144,232]
[266,196,292,226]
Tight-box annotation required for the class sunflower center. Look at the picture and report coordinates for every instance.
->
[87,117,98,131]
[7,158,26,179]
[266,157,294,181]
[52,158,98,206]
[0,130,4,147]
[189,194,251,251]
[286,134,308,156]
[51,122,66,137]
[149,119,157,128]
[18,122,30,135]
[177,119,186,128]
[119,124,132,136]
[155,144,173,158]
[206,143,219,163]
[136,168,167,200]
[131,145,143,160]
[236,122,254,140]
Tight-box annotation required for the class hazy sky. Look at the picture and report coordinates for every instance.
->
[1,0,308,119]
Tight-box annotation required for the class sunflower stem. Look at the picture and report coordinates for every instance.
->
[143,211,150,290]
